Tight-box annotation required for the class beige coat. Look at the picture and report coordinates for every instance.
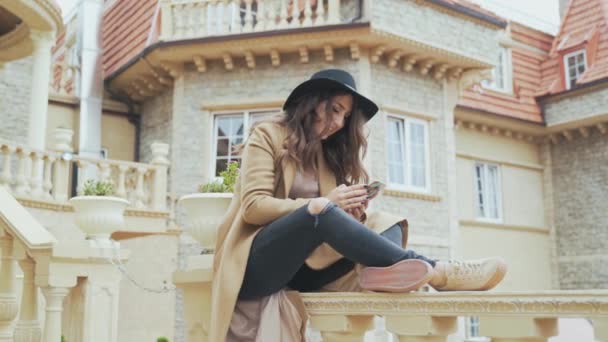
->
[211,122,410,341]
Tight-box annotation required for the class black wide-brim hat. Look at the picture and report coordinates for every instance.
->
[283,69,379,121]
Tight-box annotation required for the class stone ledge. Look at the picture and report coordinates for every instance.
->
[459,219,549,234]
[300,291,608,317]
[383,189,442,202]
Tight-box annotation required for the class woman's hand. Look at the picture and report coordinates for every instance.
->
[346,199,368,221]
[326,184,368,211]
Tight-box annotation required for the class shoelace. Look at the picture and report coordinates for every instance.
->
[446,260,483,280]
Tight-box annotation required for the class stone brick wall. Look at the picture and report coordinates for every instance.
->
[0,57,33,145]
[140,89,173,164]
[551,129,608,289]
[371,0,500,64]
[543,86,608,126]
[367,63,451,259]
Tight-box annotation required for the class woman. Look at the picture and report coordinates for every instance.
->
[210,69,507,341]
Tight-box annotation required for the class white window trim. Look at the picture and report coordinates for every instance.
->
[563,49,587,90]
[385,114,431,194]
[482,46,512,93]
[209,108,279,179]
[473,162,503,223]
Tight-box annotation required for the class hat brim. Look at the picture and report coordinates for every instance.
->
[283,78,379,121]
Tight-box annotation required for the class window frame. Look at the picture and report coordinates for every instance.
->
[473,162,503,223]
[209,108,280,179]
[563,49,587,90]
[482,46,512,93]
[385,113,431,193]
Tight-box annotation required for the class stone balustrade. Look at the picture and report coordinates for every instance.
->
[0,187,129,342]
[160,0,342,40]
[0,129,170,212]
[174,253,608,341]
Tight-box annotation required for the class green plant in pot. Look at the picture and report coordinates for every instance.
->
[69,179,130,242]
[179,162,239,248]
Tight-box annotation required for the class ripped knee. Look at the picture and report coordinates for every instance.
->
[307,197,331,215]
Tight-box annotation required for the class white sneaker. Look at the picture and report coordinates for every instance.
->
[430,257,507,291]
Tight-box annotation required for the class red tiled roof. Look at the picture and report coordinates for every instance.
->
[102,0,159,77]
[458,22,554,123]
[538,0,608,95]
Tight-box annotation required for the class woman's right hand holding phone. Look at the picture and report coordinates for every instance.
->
[326,184,368,210]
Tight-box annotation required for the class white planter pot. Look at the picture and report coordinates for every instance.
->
[70,196,129,241]
[178,193,233,249]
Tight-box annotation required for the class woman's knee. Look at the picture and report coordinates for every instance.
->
[307,197,331,215]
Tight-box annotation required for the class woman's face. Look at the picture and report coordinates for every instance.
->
[313,94,354,140]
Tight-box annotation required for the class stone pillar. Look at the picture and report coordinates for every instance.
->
[80,270,122,342]
[50,128,74,202]
[14,258,42,342]
[443,79,461,259]
[27,30,55,151]
[386,316,457,342]
[0,233,18,342]
[41,287,71,342]
[150,142,170,211]
[479,317,558,342]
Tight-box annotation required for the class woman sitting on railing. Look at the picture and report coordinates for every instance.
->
[210,69,508,341]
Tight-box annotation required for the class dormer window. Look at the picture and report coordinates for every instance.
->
[482,46,511,93]
[564,50,587,89]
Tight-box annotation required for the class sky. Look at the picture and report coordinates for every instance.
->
[55,0,562,34]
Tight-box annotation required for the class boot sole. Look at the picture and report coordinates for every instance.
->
[359,259,434,293]
[479,259,508,291]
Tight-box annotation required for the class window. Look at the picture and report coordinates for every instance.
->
[212,109,279,176]
[482,47,511,92]
[386,115,430,192]
[474,162,502,221]
[564,50,587,89]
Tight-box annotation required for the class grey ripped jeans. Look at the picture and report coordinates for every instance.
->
[238,203,435,300]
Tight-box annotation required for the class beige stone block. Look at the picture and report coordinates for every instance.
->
[479,317,557,339]
[386,316,456,337]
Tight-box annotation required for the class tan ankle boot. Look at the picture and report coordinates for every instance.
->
[429,257,507,291]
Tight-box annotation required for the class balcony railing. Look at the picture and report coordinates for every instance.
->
[160,0,344,40]
[0,129,169,212]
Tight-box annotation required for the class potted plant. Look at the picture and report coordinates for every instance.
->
[69,179,129,242]
[178,162,238,249]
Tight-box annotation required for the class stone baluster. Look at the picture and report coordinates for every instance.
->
[0,232,18,341]
[150,142,169,211]
[278,0,289,28]
[43,155,55,199]
[243,0,254,32]
[13,257,42,342]
[15,148,31,196]
[310,314,374,341]
[302,0,313,26]
[386,315,456,341]
[76,160,90,196]
[174,3,186,38]
[29,152,44,198]
[115,165,129,199]
[134,167,148,208]
[41,287,71,342]
[227,0,240,34]
[0,146,13,190]
[327,0,340,24]
[265,2,277,30]
[50,127,73,202]
[160,0,174,40]
[255,0,265,31]
[315,0,326,25]
[186,3,196,37]
[479,316,558,342]
[288,0,299,28]
[98,162,111,183]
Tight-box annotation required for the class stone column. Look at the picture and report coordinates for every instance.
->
[386,316,457,342]
[310,314,374,341]
[27,30,55,151]
[41,287,71,342]
[479,317,558,342]
[0,233,18,342]
[14,258,42,342]
[80,270,122,342]
[151,142,170,211]
[50,128,74,202]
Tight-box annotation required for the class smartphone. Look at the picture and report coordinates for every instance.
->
[366,181,386,200]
